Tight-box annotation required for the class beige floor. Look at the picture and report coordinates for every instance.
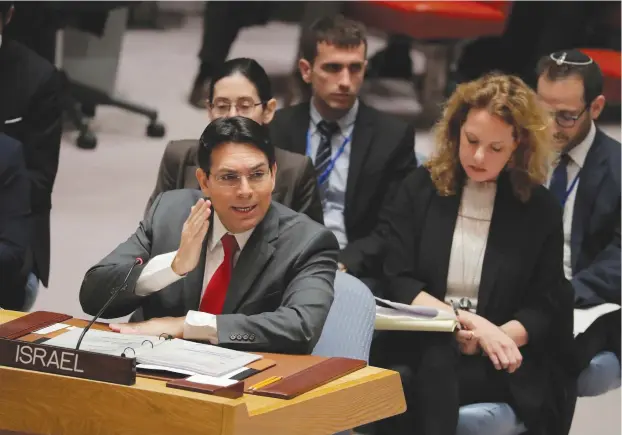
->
[33,15,620,434]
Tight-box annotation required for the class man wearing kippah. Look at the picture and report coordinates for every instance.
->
[536,49,620,375]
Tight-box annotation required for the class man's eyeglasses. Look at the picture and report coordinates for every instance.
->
[209,98,263,116]
[550,106,588,128]
[211,170,269,188]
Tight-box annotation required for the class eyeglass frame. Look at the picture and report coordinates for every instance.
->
[208,98,265,116]
[550,104,589,128]
[208,166,272,189]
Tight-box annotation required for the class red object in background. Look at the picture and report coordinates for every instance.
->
[344,1,512,40]
[579,49,621,104]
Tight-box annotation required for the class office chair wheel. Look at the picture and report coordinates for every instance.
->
[76,131,97,150]
[146,121,166,138]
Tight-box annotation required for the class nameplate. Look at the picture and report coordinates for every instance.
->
[0,338,136,385]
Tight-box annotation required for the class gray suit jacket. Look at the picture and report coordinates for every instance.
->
[80,189,338,354]
[145,139,324,225]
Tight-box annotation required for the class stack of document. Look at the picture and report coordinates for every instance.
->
[44,328,261,377]
[375,297,459,332]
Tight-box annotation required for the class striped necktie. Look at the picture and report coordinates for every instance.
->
[314,120,340,205]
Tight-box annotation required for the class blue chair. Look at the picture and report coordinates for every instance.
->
[312,271,376,361]
[457,403,526,435]
[577,351,621,397]
[312,271,377,435]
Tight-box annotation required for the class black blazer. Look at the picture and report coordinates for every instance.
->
[570,129,621,307]
[270,101,417,277]
[0,134,32,309]
[0,40,62,287]
[383,167,574,430]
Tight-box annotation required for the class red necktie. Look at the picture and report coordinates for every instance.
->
[199,234,238,314]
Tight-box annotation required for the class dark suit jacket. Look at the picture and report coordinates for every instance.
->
[0,40,62,287]
[0,134,32,309]
[145,139,324,225]
[270,101,417,278]
[570,129,621,307]
[382,167,574,430]
[80,190,338,354]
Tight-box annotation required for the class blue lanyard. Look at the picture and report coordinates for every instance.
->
[306,129,351,185]
[561,171,581,210]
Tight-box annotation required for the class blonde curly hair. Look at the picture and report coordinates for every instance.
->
[425,73,552,202]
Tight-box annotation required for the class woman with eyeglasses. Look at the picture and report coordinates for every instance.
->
[146,58,323,224]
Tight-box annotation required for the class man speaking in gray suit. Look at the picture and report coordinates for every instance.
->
[80,117,338,354]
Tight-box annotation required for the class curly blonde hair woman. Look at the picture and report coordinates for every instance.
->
[373,73,573,435]
[427,73,551,202]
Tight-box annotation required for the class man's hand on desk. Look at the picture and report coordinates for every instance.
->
[109,317,185,338]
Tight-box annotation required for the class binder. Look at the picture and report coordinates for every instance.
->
[167,353,367,400]
[0,311,72,340]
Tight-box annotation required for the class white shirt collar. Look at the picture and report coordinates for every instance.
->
[310,98,359,134]
[566,121,596,168]
[208,210,254,252]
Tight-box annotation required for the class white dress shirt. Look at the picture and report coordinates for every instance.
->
[307,98,359,249]
[445,179,497,312]
[134,211,254,342]
[546,121,596,280]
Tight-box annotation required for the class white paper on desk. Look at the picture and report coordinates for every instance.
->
[137,339,261,377]
[44,328,165,356]
[33,323,71,334]
[184,374,238,387]
[574,303,621,337]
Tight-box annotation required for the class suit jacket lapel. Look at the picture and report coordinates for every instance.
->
[221,205,278,313]
[420,187,460,297]
[345,104,374,225]
[570,132,608,271]
[477,174,516,315]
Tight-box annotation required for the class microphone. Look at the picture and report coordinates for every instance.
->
[76,257,144,351]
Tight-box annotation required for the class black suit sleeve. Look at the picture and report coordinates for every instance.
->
[22,70,62,214]
[514,201,566,349]
[382,169,428,304]
[571,221,621,305]
[0,139,31,307]
[293,156,324,225]
[339,122,417,277]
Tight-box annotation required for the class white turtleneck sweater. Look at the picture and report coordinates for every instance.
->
[445,179,497,312]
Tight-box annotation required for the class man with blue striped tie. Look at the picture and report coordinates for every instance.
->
[270,15,417,292]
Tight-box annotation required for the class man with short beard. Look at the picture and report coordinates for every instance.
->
[536,50,620,375]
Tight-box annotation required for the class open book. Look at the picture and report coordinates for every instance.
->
[44,328,261,377]
[375,297,459,332]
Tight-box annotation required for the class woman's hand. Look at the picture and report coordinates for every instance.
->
[458,312,523,373]
[455,329,480,355]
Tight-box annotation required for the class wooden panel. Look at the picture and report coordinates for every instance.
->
[0,367,231,435]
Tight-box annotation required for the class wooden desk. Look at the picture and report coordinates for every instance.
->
[0,310,405,435]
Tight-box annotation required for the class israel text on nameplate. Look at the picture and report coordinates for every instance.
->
[0,338,136,385]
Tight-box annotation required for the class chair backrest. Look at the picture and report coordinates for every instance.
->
[312,272,376,361]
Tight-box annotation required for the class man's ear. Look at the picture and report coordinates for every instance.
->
[589,95,606,121]
[299,58,313,84]
[196,168,211,197]
[263,98,278,124]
